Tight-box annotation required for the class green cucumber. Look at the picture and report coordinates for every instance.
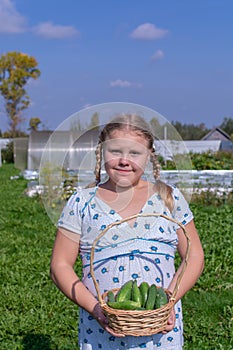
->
[115,280,133,302]
[132,280,142,305]
[154,287,168,309]
[107,290,115,303]
[107,300,141,310]
[145,284,157,310]
[139,281,149,307]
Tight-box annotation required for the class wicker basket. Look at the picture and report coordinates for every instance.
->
[90,213,190,336]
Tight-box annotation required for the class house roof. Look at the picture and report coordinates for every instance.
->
[201,127,231,141]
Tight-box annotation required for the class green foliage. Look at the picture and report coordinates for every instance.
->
[191,188,233,207]
[28,117,42,131]
[171,121,210,140]
[183,203,233,349]
[0,52,40,137]
[162,150,233,170]
[0,164,79,349]
[0,164,232,349]
[39,164,78,223]
[1,141,14,163]
[190,150,233,170]
[183,289,233,349]
[220,117,233,139]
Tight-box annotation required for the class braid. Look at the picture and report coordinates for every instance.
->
[85,140,102,188]
[85,114,173,213]
[94,141,102,185]
[150,147,161,180]
[150,147,174,212]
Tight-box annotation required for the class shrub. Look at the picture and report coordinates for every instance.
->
[161,150,233,170]
[1,141,14,163]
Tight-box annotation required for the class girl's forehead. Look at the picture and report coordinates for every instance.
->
[103,133,149,152]
[106,128,147,140]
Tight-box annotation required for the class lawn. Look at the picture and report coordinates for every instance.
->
[0,164,232,349]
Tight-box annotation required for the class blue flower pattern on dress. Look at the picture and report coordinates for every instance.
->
[112,234,119,241]
[57,185,193,349]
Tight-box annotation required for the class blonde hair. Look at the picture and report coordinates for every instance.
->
[87,114,174,212]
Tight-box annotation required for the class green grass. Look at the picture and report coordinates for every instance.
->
[0,165,79,349]
[0,164,232,349]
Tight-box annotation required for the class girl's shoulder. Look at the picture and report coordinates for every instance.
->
[67,186,98,207]
[170,183,181,196]
[170,184,189,202]
[170,184,193,219]
[72,186,97,200]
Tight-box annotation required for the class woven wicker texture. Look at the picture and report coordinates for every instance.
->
[90,213,190,336]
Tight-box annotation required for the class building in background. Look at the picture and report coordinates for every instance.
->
[9,128,233,171]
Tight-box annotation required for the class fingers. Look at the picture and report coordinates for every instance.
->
[99,318,125,337]
[98,316,125,337]
[105,326,125,337]
[92,303,125,337]
[162,308,176,334]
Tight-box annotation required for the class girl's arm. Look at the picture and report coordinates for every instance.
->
[168,219,204,301]
[162,219,204,333]
[50,229,124,337]
[50,229,97,312]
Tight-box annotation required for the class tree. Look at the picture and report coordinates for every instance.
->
[0,51,40,137]
[150,117,163,139]
[28,117,42,131]
[171,121,210,140]
[88,112,99,130]
[219,117,233,140]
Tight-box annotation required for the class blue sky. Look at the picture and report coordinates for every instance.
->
[0,0,232,132]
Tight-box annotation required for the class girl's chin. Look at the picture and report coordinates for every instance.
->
[114,178,137,188]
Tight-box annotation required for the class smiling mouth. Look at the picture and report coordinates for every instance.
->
[115,168,132,173]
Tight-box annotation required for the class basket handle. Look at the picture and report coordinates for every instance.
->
[90,213,191,306]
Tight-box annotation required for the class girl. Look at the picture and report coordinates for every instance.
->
[50,114,204,349]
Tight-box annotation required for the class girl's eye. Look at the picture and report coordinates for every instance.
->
[130,151,140,155]
[110,149,121,154]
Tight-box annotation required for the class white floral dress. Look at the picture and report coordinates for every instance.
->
[57,184,193,350]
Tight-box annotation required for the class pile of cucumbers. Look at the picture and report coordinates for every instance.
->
[107,280,168,311]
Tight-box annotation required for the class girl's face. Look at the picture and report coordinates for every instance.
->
[103,129,151,188]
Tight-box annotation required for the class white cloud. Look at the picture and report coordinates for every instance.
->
[110,79,131,88]
[0,0,80,39]
[0,0,27,33]
[151,49,164,61]
[110,79,142,88]
[33,21,79,39]
[130,23,168,40]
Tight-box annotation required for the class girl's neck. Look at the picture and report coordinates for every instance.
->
[101,179,144,193]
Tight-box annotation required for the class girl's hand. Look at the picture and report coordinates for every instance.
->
[162,307,176,334]
[92,303,125,337]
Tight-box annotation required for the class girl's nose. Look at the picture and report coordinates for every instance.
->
[119,155,130,165]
